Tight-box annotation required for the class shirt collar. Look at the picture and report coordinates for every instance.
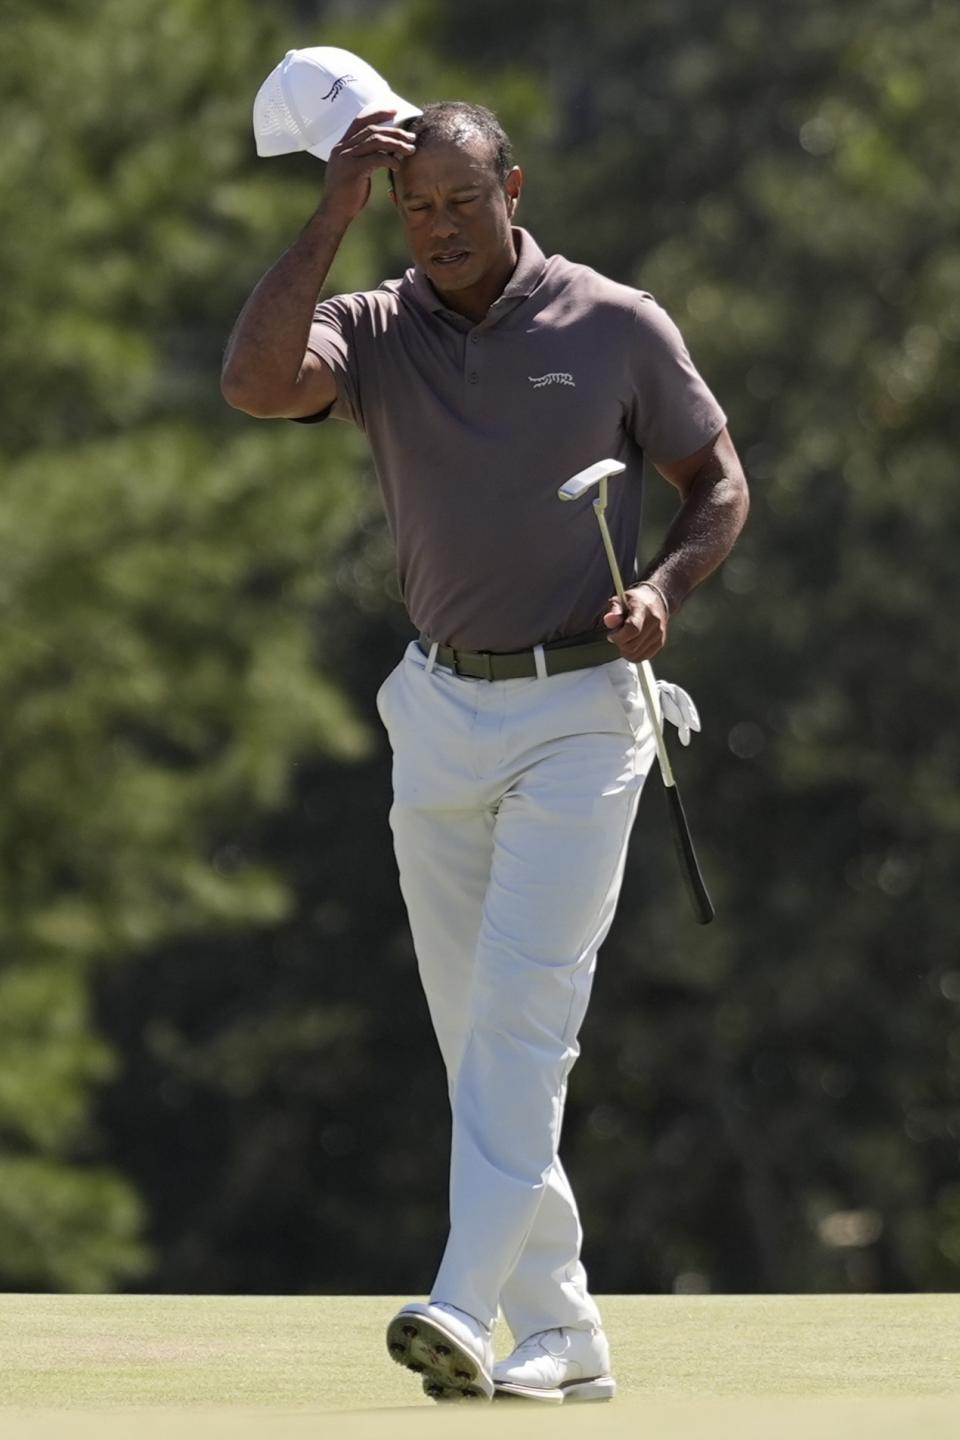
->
[402,227,547,322]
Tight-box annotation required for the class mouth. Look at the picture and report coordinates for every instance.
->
[431,250,470,268]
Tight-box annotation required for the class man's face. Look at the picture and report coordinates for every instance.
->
[392,135,521,295]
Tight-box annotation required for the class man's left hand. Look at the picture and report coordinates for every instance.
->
[602,585,668,662]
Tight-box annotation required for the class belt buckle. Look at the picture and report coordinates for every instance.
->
[450,648,495,680]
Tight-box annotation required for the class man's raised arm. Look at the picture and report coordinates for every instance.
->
[220,110,416,419]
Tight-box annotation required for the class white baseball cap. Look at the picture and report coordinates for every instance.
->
[253,47,421,163]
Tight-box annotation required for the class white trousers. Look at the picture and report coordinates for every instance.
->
[376,640,657,1340]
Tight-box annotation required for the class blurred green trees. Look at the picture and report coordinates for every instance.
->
[0,0,379,1288]
[1,0,958,1296]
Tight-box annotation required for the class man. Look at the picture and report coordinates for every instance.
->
[222,100,749,1404]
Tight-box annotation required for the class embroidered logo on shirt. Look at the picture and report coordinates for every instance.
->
[322,75,358,102]
[528,372,576,389]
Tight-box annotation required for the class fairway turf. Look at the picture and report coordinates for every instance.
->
[1,1294,959,1439]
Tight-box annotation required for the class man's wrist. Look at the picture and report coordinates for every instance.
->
[309,199,355,239]
[636,579,672,616]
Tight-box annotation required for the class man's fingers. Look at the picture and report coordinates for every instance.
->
[337,108,403,141]
[340,121,417,148]
[340,131,416,158]
[605,617,665,661]
[603,588,671,661]
[354,125,418,146]
[607,630,657,659]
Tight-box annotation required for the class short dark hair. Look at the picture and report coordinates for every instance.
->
[389,101,514,193]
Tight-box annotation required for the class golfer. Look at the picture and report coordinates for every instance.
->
[222,91,749,1404]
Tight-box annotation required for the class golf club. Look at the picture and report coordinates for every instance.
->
[558,458,715,925]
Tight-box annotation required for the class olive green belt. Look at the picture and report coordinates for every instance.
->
[417,630,616,681]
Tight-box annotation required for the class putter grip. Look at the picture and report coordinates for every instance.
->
[663,783,715,925]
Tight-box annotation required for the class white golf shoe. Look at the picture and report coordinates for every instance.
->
[386,1300,495,1402]
[493,1326,616,1403]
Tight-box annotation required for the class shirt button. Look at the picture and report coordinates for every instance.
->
[470,334,480,344]
[468,372,479,384]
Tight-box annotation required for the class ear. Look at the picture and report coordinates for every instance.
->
[505,165,523,216]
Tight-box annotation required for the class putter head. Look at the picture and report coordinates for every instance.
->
[557,458,627,501]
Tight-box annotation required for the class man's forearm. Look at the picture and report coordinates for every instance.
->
[641,452,750,612]
[220,204,350,409]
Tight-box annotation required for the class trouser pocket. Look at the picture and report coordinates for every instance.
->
[598,658,648,735]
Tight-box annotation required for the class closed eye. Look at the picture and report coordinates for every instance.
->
[407,197,477,211]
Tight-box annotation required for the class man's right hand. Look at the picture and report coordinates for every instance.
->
[321,110,417,223]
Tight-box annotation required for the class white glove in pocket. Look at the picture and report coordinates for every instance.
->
[656,680,701,747]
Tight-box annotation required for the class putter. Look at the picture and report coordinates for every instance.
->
[558,459,715,925]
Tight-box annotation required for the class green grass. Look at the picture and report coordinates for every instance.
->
[1,1294,959,1439]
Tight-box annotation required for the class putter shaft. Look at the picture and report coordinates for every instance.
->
[557,460,714,923]
[592,490,676,787]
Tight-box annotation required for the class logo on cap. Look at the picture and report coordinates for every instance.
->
[321,74,358,103]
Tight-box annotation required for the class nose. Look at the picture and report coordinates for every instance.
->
[429,207,458,240]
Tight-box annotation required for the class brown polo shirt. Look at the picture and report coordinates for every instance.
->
[301,228,726,652]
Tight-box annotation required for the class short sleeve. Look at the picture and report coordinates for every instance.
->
[299,295,365,429]
[626,296,726,465]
